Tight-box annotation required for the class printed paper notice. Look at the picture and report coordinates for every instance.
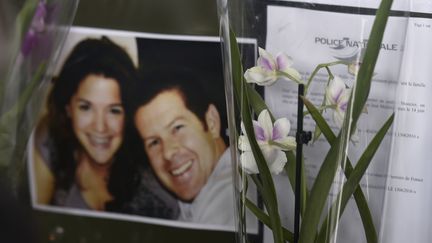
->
[263,4,431,243]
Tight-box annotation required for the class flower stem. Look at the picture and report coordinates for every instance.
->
[277,70,305,85]
[268,140,296,151]
[305,60,347,94]
[303,104,336,116]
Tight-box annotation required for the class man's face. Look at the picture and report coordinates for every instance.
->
[135,90,221,201]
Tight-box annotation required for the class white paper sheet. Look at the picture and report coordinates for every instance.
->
[379,16,432,243]
[263,3,431,242]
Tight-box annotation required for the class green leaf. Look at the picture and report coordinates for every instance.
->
[246,85,268,115]
[230,31,310,226]
[351,0,394,127]
[241,75,284,243]
[249,175,264,198]
[284,151,308,217]
[317,113,394,243]
[284,152,297,194]
[0,63,46,167]
[229,29,284,243]
[313,125,322,142]
[244,198,294,242]
[228,30,271,118]
[244,75,311,220]
[303,96,378,243]
[247,83,310,218]
[299,134,343,243]
[302,97,336,142]
[299,0,393,238]
[229,29,244,110]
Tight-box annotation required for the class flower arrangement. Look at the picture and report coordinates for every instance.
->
[0,0,77,184]
[224,0,395,242]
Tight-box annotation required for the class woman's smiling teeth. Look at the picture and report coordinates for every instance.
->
[171,160,193,176]
[88,135,110,148]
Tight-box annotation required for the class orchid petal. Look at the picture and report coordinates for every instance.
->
[338,88,351,108]
[274,136,297,151]
[326,76,346,105]
[324,85,334,106]
[261,146,278,163]
[281,67,302,82]
[275,53,293,70]
[348,62,361,76]
[324,76,354,129]
[239,109,295,175]
[258,47,276,71]
[240,122,247,136]
[272,118,291,140]
[258,56,275,72]
[246,48,301,86]
[240,151,259,174]
[350,129,360,143]
[265,149,287,175]
[238,135,251,152]
[333,110,345,127]
[253,121,266,141]
[244,66,277,86]
[257,110,273,140]
[276,53,301,81]
[32,2,47,32]
[22,30,38,56]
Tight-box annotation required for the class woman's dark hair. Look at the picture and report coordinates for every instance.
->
[46,37,139,210]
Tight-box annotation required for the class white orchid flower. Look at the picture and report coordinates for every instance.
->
[239,109,296,174]
[244,48,302,86]
[348,62,361,76]
[325,76,351,127]
[332,47,364,76]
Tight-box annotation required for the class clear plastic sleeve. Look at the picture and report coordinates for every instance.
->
[0,0,78,192]
[217,0,410,242]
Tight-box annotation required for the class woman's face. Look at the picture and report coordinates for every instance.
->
[67,74,124,165]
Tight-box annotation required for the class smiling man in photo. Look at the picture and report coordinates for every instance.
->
[131,69,236,225]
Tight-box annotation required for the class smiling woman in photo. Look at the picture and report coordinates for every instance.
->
[33,37,139,210]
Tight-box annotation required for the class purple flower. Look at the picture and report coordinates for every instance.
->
[239,109,296,174]
[21,1,48,56]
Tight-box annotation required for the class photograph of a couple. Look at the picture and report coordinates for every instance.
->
[28,27,257,232]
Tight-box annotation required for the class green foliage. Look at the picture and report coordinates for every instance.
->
[227,0,394,242]
[230,29,285,243]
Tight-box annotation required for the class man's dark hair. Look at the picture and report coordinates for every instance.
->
[131,67,216,130]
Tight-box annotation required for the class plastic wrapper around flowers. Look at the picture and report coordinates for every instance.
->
[0,0,78,187]
[218,0,404,242]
